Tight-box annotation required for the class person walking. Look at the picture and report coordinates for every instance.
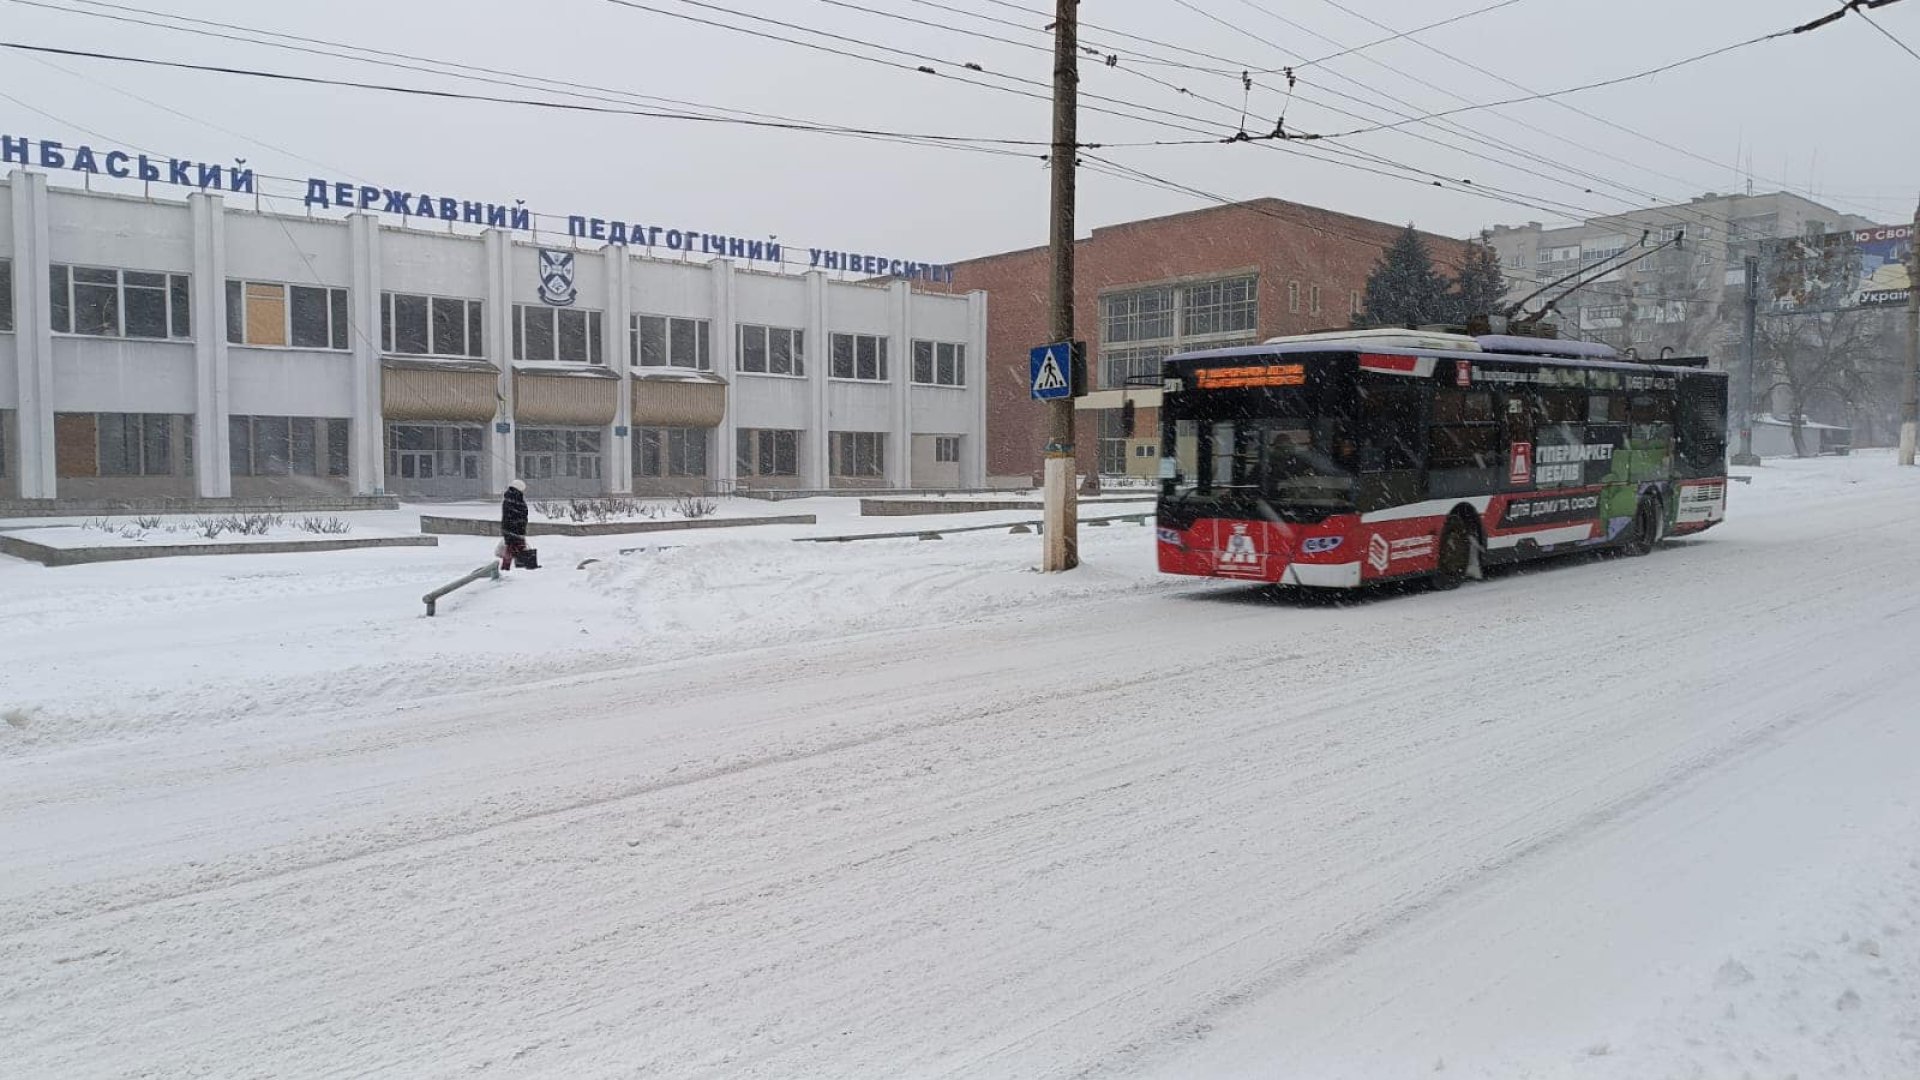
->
[500,478,534,570]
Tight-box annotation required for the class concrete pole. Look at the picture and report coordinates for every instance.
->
[1041,0,1079,571]
[1901,196,1920,466]
[1732,255,1762,466]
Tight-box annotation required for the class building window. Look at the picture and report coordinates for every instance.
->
[381,293,483,358]
[830,431,886,478]
[1098,410,1127,475]
[1134,443,1158,458]
[934,436,960,464]
[633,314,711,370]
[737,428,800,478]
[635,427,709,478]
[1182,276,1257,336]
[829,333,889,381]
[1102,345,1171,390]
[737,324,805,376]
[1099,276,1257,389]
[387,423,482,480]
[911,340,966,386]
[513,305,603,364]
[55,413,188,478]
[1102,286,1174,343]
[229,416,348,477]
[50,265,191,340]
[1288,281,1301,314]
[226,282,349,349]
[1310,284,1322,315]
[99,413,175,476]
[0,258,12,332]
[517,427,603,481]
[1350,290,1362,315]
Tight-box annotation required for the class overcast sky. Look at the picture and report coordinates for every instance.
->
[4,0,1915,266]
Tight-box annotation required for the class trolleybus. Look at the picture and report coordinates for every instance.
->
[1155,329,1729,589]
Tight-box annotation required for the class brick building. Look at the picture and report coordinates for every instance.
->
[934,199,1468,485]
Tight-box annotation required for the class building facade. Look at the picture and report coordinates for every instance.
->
[0,171,987,505]
[936,199,1467,485]
[1485,191,1876,358]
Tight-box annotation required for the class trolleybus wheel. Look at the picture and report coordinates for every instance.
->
[1624,495,1664,557]
[1431,514,1473,590]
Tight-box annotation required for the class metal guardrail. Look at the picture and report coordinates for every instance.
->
[797,512,1152,543]
[422,561,501,616]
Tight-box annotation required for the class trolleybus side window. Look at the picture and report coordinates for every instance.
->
[1355,379,1423,511]
[1589,391,1628,424]
[1429,387,1500,497]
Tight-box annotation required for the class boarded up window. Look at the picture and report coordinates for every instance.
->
[246,283,288,346]
[55,413,99,477]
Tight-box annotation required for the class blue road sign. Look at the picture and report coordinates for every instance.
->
[1030,342,1073,400]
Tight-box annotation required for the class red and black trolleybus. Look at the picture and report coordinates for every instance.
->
[1155,329,1730,589]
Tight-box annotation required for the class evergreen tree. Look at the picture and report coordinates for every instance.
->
[1449,239,1508,324]
[1355,225,1451,328]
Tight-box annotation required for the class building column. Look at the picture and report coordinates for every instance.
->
[9,170,55,499]
[967,288,989,489]
[484,229,514,492]
[889,279,912,488]
[805,270,829,489]
[710,257,737,492]
[347,213,383,495]
[608,244,633,495]
[188,192,231,497]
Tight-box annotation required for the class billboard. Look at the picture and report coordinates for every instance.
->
[1762,225,1911,310]
[1852,225,1912,306]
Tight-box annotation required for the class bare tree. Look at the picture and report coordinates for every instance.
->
[1755,309,1881,455]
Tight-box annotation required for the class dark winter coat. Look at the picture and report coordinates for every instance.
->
[501,488,529,540]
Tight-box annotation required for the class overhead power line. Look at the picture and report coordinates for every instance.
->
[7,0,1062,164]
[1162,0,1738,230]
[1853,2,1920,61]
[1188,0,1794,249]
[1298,0,1896,224]
[0,38,1063,150]
[1291,0,1534,71]
[1315,0,1907,139]
[0,2,1636,223]
[970,0,1532,76]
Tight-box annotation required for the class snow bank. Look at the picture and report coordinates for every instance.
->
[584,524,1171,653]
[0,519,1184,754]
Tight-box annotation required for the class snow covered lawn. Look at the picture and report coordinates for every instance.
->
[1,454,1917,1078]
[0,512,412,549]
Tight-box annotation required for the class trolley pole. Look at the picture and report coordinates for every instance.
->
[1901,195,1920,466]
[1041,0,1080,570]
[1733,254,1762,466]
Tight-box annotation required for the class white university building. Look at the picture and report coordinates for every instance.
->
[0,170,988,506]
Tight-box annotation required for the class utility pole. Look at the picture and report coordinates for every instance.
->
[1901,195,1920,466]
[1733,254,1761,466]
[1042,0,1079,570]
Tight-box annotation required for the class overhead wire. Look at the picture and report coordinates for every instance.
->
[11,0,1893,282]
[898,0,1783,243]
[1178,0,1775,251]
[0,40,1079,155]
[2,39,938,275]
[1300,0,1897,223]
[10,0,1031,156]
[1308,2,1886,140]
[597,0,1773,226]
[1854,3,1920,61]
[13,0,1776,232]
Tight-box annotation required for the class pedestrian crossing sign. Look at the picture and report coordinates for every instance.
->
[1030,342,1077,400]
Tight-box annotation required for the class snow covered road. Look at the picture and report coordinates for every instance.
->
[2,456,1917,1078]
